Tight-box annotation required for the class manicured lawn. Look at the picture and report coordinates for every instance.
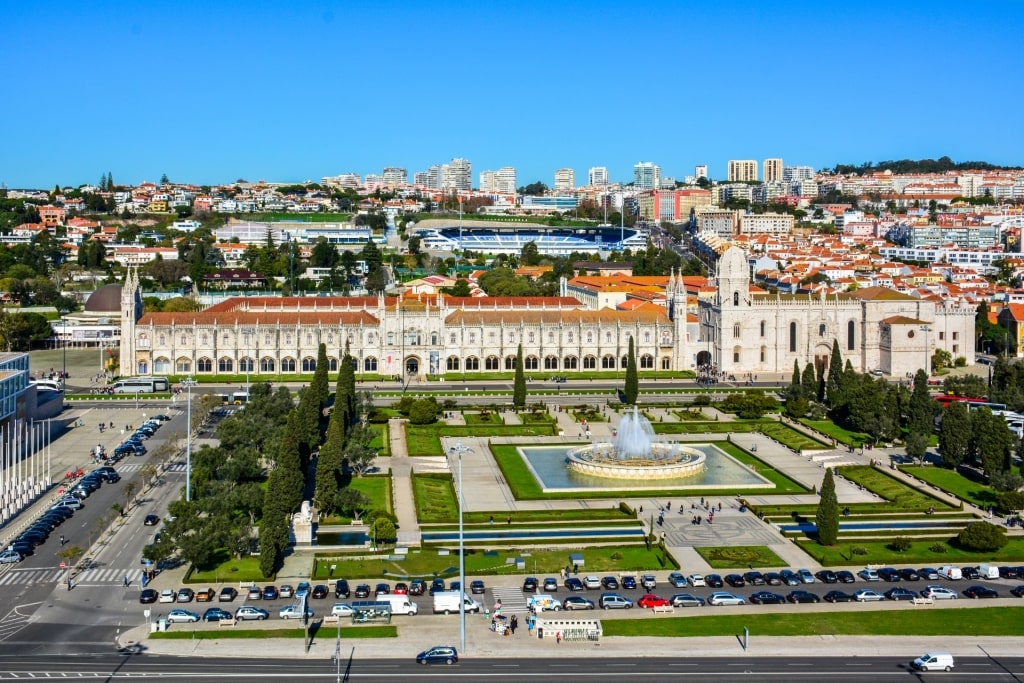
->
[518,411,555,424]
[463,412,504,425]
[151,625,397,639]
[838,466,955,511]
[188,556,268,584]
[312,544,676,580]
[412,473,457,523]
[405,423,559,457]
[758,422,829,451]
[902,466,999,509]
[368,423,390,456]
[694,545,787,569]
[349,475,391,514]
[798,535,1024,566]
[601,607,1024,637]
[800,419,871,447]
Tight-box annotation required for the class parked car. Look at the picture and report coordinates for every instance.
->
[138,589,158,604]
[921,586,958,600]
[708,592,745,606]
[311,584,329,600]
[354,584,371,599]
[670,593,705,607]
[392,582,408,595]
[900,568,921,581]
[194,587,215,602]
[835,570,856,584]
[999,566,1020,579]
[374,583,390,596]
[564,577,584,592]
[246,585,262,600]
[705,574,724,588]
[853,589,885,602]
[279,584,295,599]
[543,577,559,592]
[470,580,486,595]
[797,569,815,583]
[1010,585,1024,598]
[176,588,195,603]
[787,590,820,604]
[159,589,176,603]
[688,574,706,587]
[749,591,785,605]
[165,609,199,623]
[724,574,746,588]
[814,570,838,584]
[885,587,917,601]
[335,580,351,598]
[764,572,783,586]
[918,568,940,581]
[601,576,619,590]
[521,577,538,593]
[562,595,595,610]
[262,585,279,600]
[779,570,801,586]
[641,575,657,590]
[961,566,981,581]
[408,579,425,596]
[235,606,270,621]
[963,585,999,599]
[878,567,902,582]
[598,593,633,609]
[218,587,238,602]
[583,575,602,590]
[203,608,233,622]
[637,594,670,608]
[331,603,355,617]
[621,576,637,590]
[858,568,880,582]
[823,590,855,603]
[279,604,314,620]
[416,646,458,666]
[744,571,766,586]
[429,578,446,595]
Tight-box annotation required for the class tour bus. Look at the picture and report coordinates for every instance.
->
[30,379,64,392]
[109,376,170,394]
[231,391,249,405]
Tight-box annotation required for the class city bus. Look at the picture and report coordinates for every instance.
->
[109,376,170,393]
[231,391,249,405]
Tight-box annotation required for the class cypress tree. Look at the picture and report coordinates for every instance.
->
[310,343,330,411]
[338,346,357,438]
[938,401,970,468]
[816,468,839,545]
[905,369,933,463]
[815,358,826,403]
[624,336,639,405]
[826,339,843,405]
[513,343,526,408]
[791,359,802,398]
[801,362,816,400]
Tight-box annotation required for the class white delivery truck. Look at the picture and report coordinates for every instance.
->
[527,594,562,612]
[432,591,481,615]
[911,652,954,672]
[977,564,1000,579]
[938,565,963,580]
[381,594,418,615]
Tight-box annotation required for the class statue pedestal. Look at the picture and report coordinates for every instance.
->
[290,500,317,546]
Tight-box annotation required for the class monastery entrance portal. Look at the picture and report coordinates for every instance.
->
[405,357,420,377]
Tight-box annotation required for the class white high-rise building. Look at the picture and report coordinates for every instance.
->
[442,158,472,191]
[382,167,408,186]
[633,161,661,190]
[762,158,783,183]
[554,168,575,192]
[727,160,758,182]
[479,170,496,194]
[783,165,815,182]
[495,167,517,194]
[417,165,442,189]
[695,165,708,179]
[588,166,609,186]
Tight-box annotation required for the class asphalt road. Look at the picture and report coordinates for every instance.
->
[0,652,1019,681]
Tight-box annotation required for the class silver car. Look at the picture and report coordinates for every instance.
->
[0,549,22,564]
[708,592,746,606]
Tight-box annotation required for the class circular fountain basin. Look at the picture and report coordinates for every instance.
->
[566,442,707,479]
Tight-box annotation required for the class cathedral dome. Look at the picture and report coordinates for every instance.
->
[84,284,123,313]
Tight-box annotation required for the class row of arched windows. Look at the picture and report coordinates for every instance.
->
[444,354,662,371]
[732,320,858,353]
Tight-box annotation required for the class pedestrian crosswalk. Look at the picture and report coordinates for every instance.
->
[490,585,530,614]
[0,566,137,586]
[116,462,186,473]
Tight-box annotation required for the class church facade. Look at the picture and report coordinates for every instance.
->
[698,247,976,377]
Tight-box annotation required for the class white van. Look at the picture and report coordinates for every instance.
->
[432,591,480,615]
[977,564,1000,579]
[527,594,562,612]
[911,652,954,672]
[380,594,418,615]
[938,565,963,580]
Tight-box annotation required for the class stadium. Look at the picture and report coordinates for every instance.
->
[411,225,650,256]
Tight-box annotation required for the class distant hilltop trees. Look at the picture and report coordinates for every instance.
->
[833,156,1019,176]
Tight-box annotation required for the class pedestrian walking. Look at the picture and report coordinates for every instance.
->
[67,577,72,591]
[510,614,518,635]
[59,535,65,546]
[123,575,129,588]
[556,630,562,644]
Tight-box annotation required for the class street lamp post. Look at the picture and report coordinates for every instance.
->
[921,325,931,375]
[185,375,194,502]
[448,441,472,655]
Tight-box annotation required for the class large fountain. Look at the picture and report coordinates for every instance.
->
[565,406,707,479]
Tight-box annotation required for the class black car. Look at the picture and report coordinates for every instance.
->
[964,585,999,599]
[786,590,820,604]
[749,591,785,605]
[409,579,425,596]
[16,531,47,546]
[999,566,1020,579]
[779,570,800,586]
[764,572,783,586]
[900,568,920,581]
[705,574,724,588]
[961,566,981,580]
[725,574,746,588]
[601,576,619,590]
[354,584,371,599]
[823,590,855,603]
[564,577,584,592]
[203,608,233,622]
[334,580,350,598]
[814,570,838,584]
[918,567,939,581]
[311,584,329,599]
[744,571,766,586]
[9,542,33,556]
[1010,585,1024,598]
[430,578,447,595]
[878,567,902,582]
[835,570,856,584]
[144,514,160,526]
[522,577,538,592]
[885,587,917,601]
[139,589,158,604]
[621,576,637,590]
[375,583,390,596]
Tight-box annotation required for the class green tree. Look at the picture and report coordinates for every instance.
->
[513,343,526,409]
[826,340,843,406]
[937,401,970,468]
[996,490,1024,513]
[310,343,330,412]
[957,521,1007,552]
[905,370,934,463]
[624,336,639,405]
[943,374,988,398]
[801,362,817,401]
[408,397,439,425]
[969,407,1013,476]
[815,468,839,545]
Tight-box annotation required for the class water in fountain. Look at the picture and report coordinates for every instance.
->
[613,406,656,460]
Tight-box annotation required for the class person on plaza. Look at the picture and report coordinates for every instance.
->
[509,614,518,635]
[123,575,129,588]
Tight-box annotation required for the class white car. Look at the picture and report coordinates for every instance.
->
[279,604,314,620]
[582,575,601,590]
[0,549,22,564]
[165,609,199,623]
[853,589,884,602]
[708,592,745,606]
[688,574,707,587]
[158,588,176,603]
[922,585,958,600]
[331,603,355,617]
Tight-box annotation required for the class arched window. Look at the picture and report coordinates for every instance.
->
[640,354,654,369]
[264,333,273,345]
[329,357,339,372]
[197,357,212,373]
[465,356,479,370]
[306,333,313,345]
[586,332,593,344]
[364,357,378,372]
[301,357,316,372]
[733,324,741,338]
[485,356,500,370]
[158,335,166,346]
[431,333,438,345]
[661,357,670,370]
[602,355,616,369]
[505,355,516,370]
[137,361,148,375]
[733,291,739,306]
[446,356,460,371]
[260,357,275,372]
[525,355,538,370]
[564,356,578,369]
[760,346,766,363]
[583,355,596,369]
[819,323,826,337]
[176,358,191,373]
[239,357,254,373]
[847,320,855,351]
[621,355,628,368]
[544,355,559,370]
[387,332,395,345]
[349,357,357,370]
[218,357,233,373]
[154,357,171,373]
[200,334,209,345]
[548,331,555,343]
[760,321,766,337]
[605,331,612,343]
[644,331,651,343]
[789,322,797,352]
[281,357,296,372]
[733,347,741,363]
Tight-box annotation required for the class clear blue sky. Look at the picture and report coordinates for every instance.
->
[2,1,1022,189]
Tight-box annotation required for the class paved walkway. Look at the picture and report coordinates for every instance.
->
[387,418,421,547]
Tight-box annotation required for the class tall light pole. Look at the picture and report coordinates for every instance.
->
[448,441,471,655]
[185,374,194,502]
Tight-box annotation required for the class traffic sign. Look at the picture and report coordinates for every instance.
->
[59,562,66,569]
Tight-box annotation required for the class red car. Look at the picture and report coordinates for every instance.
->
[393,582,409,595]
[637,593,670,608]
